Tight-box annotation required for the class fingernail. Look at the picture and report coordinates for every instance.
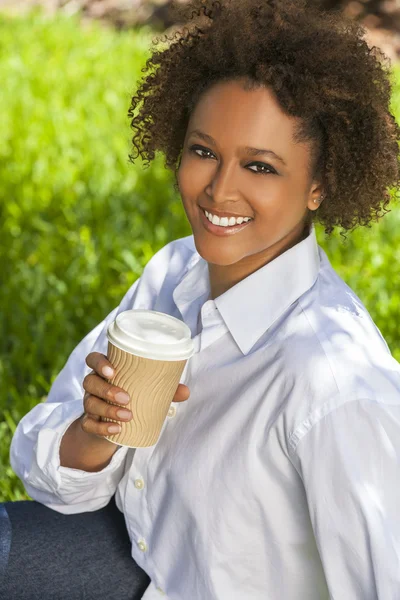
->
[115,392,130,404]
[102,366,114,377]
[116,409,132,419]
[108,425,121,433]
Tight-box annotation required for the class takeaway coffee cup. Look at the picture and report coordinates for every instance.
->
[101,309,195,448]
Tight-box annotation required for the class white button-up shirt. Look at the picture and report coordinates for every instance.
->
[10,223,400,599]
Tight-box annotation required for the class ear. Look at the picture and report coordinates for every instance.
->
[307,181,325,212]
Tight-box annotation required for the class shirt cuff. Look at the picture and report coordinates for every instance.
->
[31,399,129,492]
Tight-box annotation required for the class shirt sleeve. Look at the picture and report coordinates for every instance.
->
[9,277,141,514]
[292,397,400,599]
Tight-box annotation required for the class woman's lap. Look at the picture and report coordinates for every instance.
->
[0,494,150,600]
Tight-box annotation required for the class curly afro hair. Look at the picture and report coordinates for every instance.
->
[128,0,400,238]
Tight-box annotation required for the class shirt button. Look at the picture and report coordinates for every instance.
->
[134,478,144,489]
[137,540,147,552]
[167,405,176,418]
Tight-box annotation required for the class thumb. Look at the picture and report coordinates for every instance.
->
[174,383,190,403]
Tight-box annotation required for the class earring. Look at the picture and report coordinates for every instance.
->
[314,194,324,204]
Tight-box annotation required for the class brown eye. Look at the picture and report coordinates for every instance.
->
[248,163,277,175]
[189,145,277,176]
[189,145,215,159]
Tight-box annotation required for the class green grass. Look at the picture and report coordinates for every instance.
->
[1,9,399,502]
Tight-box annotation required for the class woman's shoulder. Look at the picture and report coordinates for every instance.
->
[283,264,400,459]
[285,254,400,434]
[134,234,198,287]
[149,234,196,268]
[305,250,391,356]
[115,235,198,311]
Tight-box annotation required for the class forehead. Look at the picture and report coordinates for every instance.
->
[188,79,307,159]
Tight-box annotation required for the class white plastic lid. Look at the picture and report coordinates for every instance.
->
[107,309,195,361]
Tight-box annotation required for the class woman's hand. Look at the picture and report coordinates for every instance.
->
[80,351,190,438]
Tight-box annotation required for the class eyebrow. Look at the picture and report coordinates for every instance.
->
[188,129,287,167]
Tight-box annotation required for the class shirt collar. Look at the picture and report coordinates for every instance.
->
[174,223,321,355]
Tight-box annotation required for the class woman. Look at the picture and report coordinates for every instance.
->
[4,0,400,598]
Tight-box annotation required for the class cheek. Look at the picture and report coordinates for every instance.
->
[178,154,213,196]
[176,165,200,217]
[249,186,285,217]
[178,160,204,195]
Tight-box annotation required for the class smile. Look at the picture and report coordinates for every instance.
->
[199,207,254,237]
[203,209,253,227]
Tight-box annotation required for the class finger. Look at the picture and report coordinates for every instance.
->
[82,373,131,406]
[85,352,115,379]
[86,413,101,422]
[82,400,101,422]
[81,411,101,424]
[173,384,190,403]
[84,393,133,424]
[80,412,122,438]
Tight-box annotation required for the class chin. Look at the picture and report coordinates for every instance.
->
[192,235,246,266]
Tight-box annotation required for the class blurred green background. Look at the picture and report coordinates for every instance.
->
[1,9,400,502]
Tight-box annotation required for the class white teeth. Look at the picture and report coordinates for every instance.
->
[204,210,252,227]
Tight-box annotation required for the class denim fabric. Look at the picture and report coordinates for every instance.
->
[0,502,12,583]
[0,494,150,600]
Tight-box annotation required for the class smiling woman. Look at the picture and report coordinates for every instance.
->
[7,2,400,600]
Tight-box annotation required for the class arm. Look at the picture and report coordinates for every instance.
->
[292,397,400,599]
[9,279,140,514]
[59,416,119,472]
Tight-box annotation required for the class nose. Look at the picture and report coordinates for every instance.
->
[205,160,240,204]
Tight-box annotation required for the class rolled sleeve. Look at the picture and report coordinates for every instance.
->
[10,277,141,513]
[15,399,129,514]
[292,397,400,599]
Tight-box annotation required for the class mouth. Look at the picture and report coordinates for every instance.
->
[198,206,254,237]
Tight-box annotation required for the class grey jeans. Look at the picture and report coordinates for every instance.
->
[0,494,150,600]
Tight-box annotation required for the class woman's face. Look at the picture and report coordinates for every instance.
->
[177,78,322,297]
